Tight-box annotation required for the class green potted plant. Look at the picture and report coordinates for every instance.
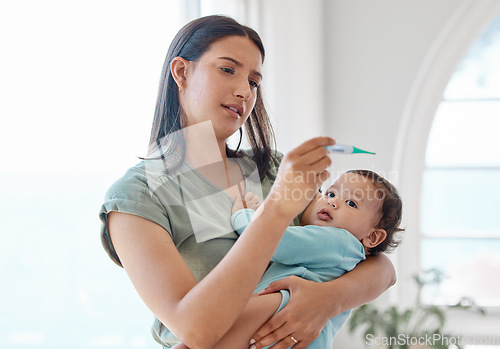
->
[348,269,485,349]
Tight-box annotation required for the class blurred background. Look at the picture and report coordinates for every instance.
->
[1,0,499,348]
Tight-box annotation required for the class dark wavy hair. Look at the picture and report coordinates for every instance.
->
[346,169,405,255]
[148,15,276,179]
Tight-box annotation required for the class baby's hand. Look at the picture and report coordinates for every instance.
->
[232,192,261,214]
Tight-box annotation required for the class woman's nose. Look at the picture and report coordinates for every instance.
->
[234,79,251,101]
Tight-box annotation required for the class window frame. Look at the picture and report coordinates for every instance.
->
[394,0,500,340]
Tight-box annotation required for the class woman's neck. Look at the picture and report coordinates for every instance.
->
[179,121,246,191]
[182,122,226,164]
[186,140,243,192]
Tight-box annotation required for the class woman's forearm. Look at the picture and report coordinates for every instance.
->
[110,205,291,349]
[175,203,292,346]
[323,253,396,316]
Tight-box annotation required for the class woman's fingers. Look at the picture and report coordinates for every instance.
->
[285,138,333,173]
[265,136,335,218]
[299,144,331,166]
[269,336,307,349]
[285,139,333,181]
[291,137,335,157]
[280,151,331,183]
[251,277,330,349]
[251,329,305,349]
[249,310,314,349]
[249,317,287,349]
[257,278,291,295]
[307,152,332,175]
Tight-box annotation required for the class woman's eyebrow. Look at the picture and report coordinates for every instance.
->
[217,56,263,79]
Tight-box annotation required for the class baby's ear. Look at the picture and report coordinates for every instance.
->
[361,229,387,250]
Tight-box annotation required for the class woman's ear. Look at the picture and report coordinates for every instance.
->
[170,57,190,90]
[361,228,387,250]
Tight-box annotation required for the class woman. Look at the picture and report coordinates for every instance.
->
[99,15,395,349]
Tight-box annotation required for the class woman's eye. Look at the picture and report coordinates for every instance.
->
[346,200,357,208]
[325,192,335,198]
[221,67,234,74]
[249,80,259,88]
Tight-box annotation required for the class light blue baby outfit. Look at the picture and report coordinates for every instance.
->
[231,208,366,349]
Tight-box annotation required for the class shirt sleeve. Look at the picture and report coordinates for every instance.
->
[231,208,255,235]
[99,167,172,266]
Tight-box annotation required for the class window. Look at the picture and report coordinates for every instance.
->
[0,1,181,348]
[420,12,500,307]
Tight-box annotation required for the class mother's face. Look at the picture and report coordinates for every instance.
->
[177,35,263,141]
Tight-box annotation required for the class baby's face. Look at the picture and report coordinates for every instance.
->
[300,173,382,240]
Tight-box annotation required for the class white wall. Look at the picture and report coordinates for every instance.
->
[257,1,500,348]
[324,0,462,172]
[258,0,327,151]
[260,0,469,171]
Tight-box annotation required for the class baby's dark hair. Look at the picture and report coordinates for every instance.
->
[346,169,404,255]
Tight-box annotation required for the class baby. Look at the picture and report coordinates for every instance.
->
[171,169,404,349]
[230,169,404,348]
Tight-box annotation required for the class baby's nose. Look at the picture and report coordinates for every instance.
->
[325,197,336,208]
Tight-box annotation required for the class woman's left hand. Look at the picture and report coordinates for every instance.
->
[249,276,336,349]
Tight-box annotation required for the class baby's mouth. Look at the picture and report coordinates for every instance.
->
[318,209,332,221]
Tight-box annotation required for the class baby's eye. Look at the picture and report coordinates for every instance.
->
[346,200,357,208]
[325,192,335,198]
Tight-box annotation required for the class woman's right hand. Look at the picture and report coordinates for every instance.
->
[263,137,335,218]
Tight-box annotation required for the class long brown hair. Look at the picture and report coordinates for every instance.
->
[149,15,276,179]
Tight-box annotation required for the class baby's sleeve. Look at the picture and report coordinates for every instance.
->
[230,208,255,235]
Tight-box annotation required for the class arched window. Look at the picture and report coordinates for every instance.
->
[395,2,500,344]
[420,11,500,307]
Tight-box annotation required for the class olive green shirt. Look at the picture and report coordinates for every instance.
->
[99,150,288,346]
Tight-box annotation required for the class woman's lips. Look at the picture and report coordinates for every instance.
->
[222,104,243,118]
